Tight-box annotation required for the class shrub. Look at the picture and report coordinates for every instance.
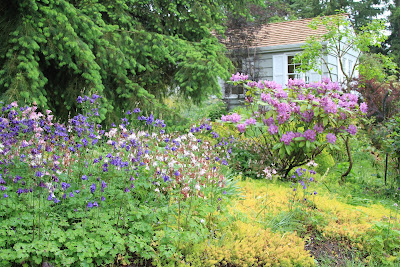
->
[314,149,335,174]
[220,74,367,178]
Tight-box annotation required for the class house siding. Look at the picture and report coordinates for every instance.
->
[221,42,359,110]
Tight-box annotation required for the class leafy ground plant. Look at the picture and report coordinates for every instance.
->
[0,96,235,266]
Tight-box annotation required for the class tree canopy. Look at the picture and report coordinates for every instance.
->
[0,0,260,121]
[281,0,387,30]
[294,14,396,89]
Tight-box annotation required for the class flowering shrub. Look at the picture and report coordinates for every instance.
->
[0,97,234,266]
[221,75,368,178]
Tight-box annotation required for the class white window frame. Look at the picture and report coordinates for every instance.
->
[285,53,310,85]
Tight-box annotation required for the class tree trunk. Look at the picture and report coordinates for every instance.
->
[341,137,353,183]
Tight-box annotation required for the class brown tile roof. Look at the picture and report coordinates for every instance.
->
[220,14,348,49]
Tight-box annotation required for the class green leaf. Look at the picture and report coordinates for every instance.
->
[300,105,307,113]
[273,143,283,150]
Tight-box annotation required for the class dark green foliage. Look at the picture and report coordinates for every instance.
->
[281,0,386,31]
[0,0,260,122]
[387,0,400,75]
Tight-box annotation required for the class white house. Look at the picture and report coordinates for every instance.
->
[220,15,359,109]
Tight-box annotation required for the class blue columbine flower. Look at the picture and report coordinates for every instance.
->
[90,183,96,193]
[101,181,107,189]
[163,175,170,182]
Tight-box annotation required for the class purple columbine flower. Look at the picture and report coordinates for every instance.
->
[87,202,93,209]
[90,183,96,193]
[61,182,71,191]
[3,193,8,198]
[101,181,107,189]
[101,196,105,201]
[163,175,170,182]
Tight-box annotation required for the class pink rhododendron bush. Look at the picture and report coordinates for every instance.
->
[221,73,368,178]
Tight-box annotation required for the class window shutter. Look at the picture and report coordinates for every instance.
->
[309,69,321,83]
[273,55,286,87]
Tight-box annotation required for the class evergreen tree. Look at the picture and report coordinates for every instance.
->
[387,0,400,74]
[0,0,260,121]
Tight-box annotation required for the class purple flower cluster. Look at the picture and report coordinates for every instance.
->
[326,133,337,144]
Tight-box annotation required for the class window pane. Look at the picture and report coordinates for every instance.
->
[288,56,294,64]
[288,64,294,73]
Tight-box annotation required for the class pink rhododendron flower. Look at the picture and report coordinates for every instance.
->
[265,116,274,126]
[313,124,324,133]
[360,102,368,114]
[268,124,279,135]
[276,102,291,124]
[281,131,295,145]
[303,129,316,142]
[237,123,246,133]
[346,124,357,135]
[245,118,256,125]
[230,72,248,82]
[326,133,337,144]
